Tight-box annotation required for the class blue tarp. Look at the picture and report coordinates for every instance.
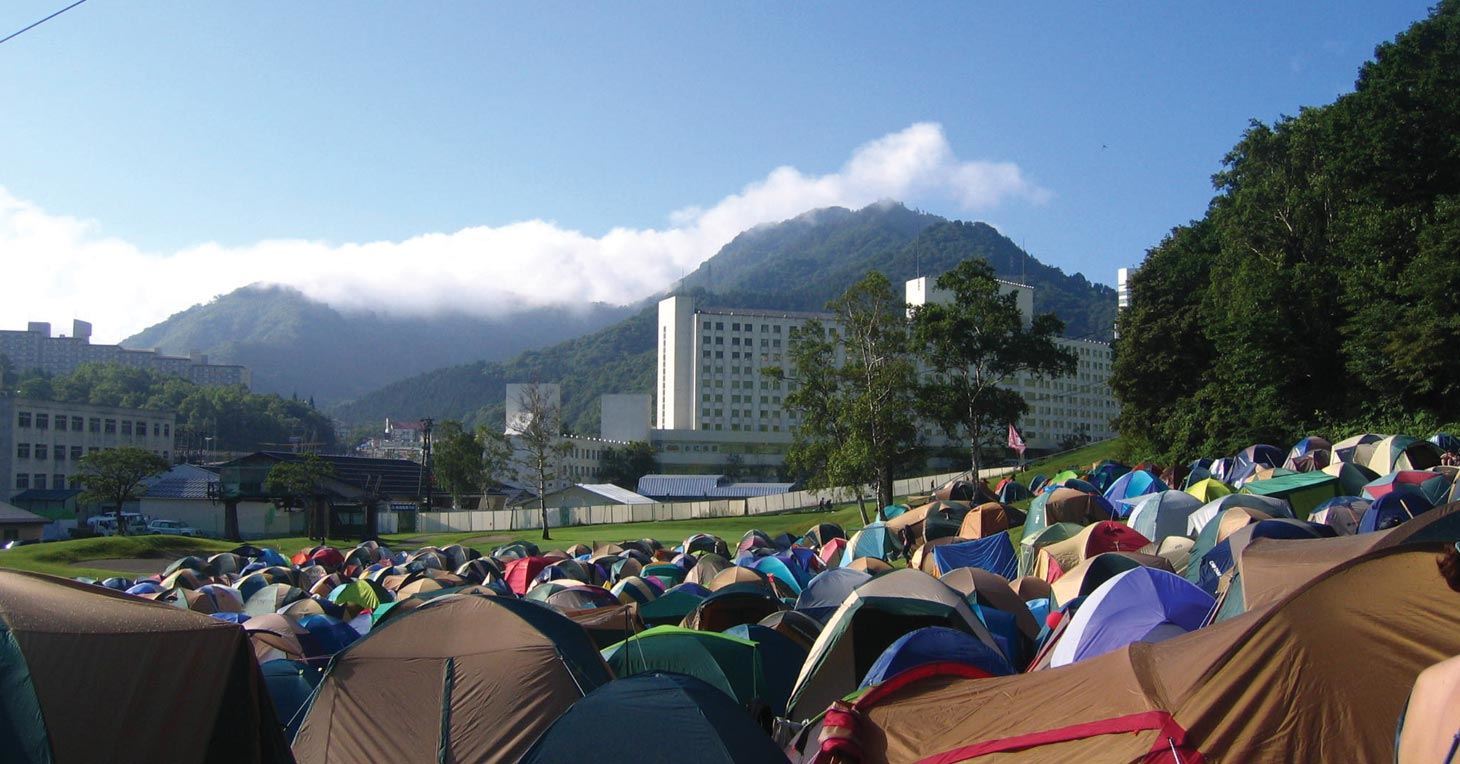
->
[931,532,1018,579]
[859,626,1013,688]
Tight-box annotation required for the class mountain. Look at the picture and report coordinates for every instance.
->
[331,202,1117,434]
[121,285,633,404]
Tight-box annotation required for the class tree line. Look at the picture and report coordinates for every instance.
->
[1111,2,1460,462]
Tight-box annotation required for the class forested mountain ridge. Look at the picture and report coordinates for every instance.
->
[1111,1,1460,460]
[121,285,632,405]
[333,202,1117,435]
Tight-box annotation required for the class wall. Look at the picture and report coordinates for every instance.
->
[416,467,1015,534]
[139,499,306,539]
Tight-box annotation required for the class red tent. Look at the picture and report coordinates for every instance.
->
[818,538,849,567]
[504,556,553,595]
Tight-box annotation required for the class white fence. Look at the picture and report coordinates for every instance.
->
[415,466,1017,534]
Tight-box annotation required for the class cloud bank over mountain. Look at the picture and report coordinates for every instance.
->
[1,122,1048,342]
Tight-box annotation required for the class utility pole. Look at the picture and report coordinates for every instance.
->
[418,417,434,509]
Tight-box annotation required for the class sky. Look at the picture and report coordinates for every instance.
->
[0,1,1435,343]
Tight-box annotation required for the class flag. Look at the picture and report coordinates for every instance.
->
[1007,423,1026,455]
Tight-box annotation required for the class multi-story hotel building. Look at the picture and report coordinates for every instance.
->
[0,320,251,388]
[0,396,177,501]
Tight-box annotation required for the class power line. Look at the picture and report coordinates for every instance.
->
[0,0,89,48]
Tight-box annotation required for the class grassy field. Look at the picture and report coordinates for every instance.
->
[0,439,1125,579]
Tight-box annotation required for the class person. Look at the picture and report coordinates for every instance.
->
[1438,542,1460,593]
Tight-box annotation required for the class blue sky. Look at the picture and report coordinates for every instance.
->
[0,1,1434,341]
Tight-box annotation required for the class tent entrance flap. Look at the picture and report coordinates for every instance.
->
[438,657,455,764]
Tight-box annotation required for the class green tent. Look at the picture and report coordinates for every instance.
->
[601,626,766,709]
[1018,522,1082,578]
[637,588,705,627]
[1241,472,1342,519]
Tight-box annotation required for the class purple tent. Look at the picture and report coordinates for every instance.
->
[1049,567,1214,667]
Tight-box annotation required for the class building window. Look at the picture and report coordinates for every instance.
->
[15,474,27,490]
[33,475,46,490]
[89,418,100,433]
[54,448,65,462]
[70,446,82,460]
[35,414,47,430]
[104,419,116,434]
[152,422,160,437]
[34,445,47,461]
[55,416,67,432]
[163,423,170,437]
[53,474,64,487]
[16,443,29,459]
[121,421,132,437]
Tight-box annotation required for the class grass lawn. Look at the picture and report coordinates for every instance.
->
[0,441,1124,579]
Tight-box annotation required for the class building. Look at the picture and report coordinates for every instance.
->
[217,451,429,537]
[600,394,652,442]
[905,275,1118,451]
[357,418,429,461]
[133,463,293,539]
[1116,267,1131,339]
[0,500,48,543]
[0,396,177,503]
[0,319,251,388]
[635,474,795,502]
[526,482,656,509]
[657,295,830,436]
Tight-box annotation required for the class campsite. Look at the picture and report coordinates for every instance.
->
[3,434,1460,762]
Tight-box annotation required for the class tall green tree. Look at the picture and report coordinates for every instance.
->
[432,420,484,507]
[510,382,570,540]
[265,454,335,542]
[74,447,171,535]
[600,441,658,490]
[911,259,1076,478]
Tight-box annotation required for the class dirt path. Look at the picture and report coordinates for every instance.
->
[71,548,215,578]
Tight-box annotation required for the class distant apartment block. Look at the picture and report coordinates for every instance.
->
[0,396,177,502]
[0,320,251,388]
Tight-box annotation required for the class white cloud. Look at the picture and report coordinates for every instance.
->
[0,122,1048,343]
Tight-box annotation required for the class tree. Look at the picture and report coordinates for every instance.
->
[510,382,570,540]
[911,259,1077,478]
[74,447,171,535]
[265,454,335,542]
[432,420,484,508]
[771,272,920,519]
[600,441,658,491]
[478,425,515,491]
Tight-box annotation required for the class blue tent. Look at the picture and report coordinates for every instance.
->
[261,659,322,742]
[997,481,1033,503]
[1061,478,1100,495]
[1358,491,1435,533]
[1228,444,1284,486]
[1125,490,1204,543]
[1103,470,1168,510]
[794,568,872,625]
[1049,567,1214,667]
[1028,473,1049,493]
[859,626,1014,688]
[1089,462,1132,493]
[520,672,786,763]
[840,522,901,566]
[723,623,807,716]
[745,555,803,595]
[930,532,1018,579]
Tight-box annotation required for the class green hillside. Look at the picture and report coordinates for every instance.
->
[122,285,632,405]
[333,202,1117,434]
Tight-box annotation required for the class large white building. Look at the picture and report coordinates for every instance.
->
[0,320,251,388]
[655,272,1118,457]
[0,396,177,502]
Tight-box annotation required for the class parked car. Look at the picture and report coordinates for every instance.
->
[146,519,200,537]
[87,513,151,536]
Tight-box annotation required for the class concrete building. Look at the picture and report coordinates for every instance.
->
[0,320,251,388]
[0,396,177,503]
[1116,267,1131,339]
[600,394,652,442]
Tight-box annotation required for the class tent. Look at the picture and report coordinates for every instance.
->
[1185,506,1273,585]
[260,659,321,743]
[1226,444,1284,486]
[1283,435,1333,472]
[803,522,846,549]
[1357,491,1434,533]
[795,568,873,625]
[502,555,553,595]
[1186,494,1291,536]
[1017,522,1083,578]
[929,532,1019,580]
[957,502,1019,539]
[1332,432,1385,465]
[1088,461,1131,493]
[724,623,809,717]
[601,626,769,710]
[638,583,707,627]
[1048,551,1175,608]
[1031,522,1151,583]
[817,538,848,567]
[520,672,786,764]
[683,585,786,631]
[938,566,1040,641]
[1361,469,1451,504]
[1184,477,1232,503]
[996,479,1033,503]
[683,553,732,586]
[1048,567,1213,667]
[1124,490,1203,545]
[840,522,902,566]
[1239,470,1342,519]
[786,569,997,721]
[1193,518,1336,595]
[1023,487,1113,539]
[0,570,288,762]
[1322,460,1380,495]
[1307,496,1371,535]
[1102,470,1167,509]
[860,626,1014,688]
[1365,434,1443,475]
[293,593,611,764]
[797,545,1460,762]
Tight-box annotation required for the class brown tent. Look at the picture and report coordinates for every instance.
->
[794,544,1460,762]
[1041,487,1112,526]
[0,570,289,763]
[938,566,1039,640]
[292,592,613,763]
[957,502,1015,539]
